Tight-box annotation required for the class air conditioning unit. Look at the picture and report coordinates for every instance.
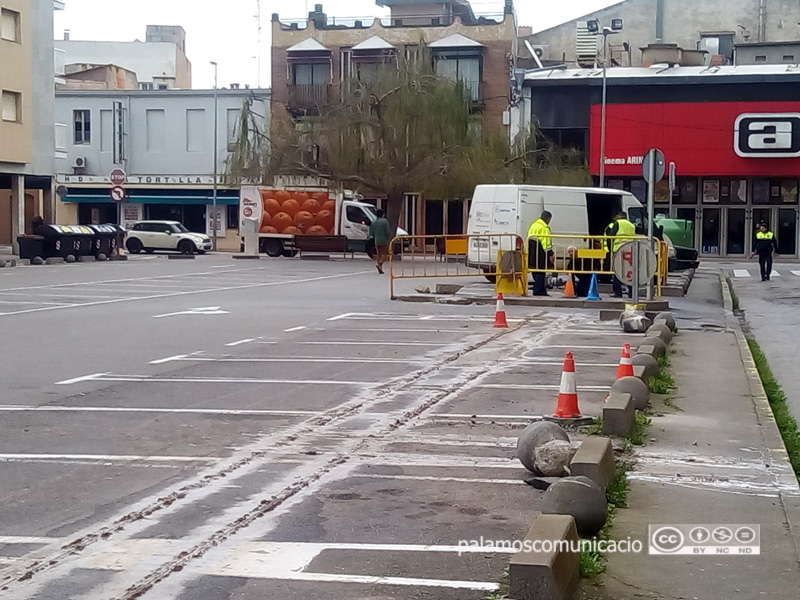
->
[530,45,547,59]
[73,156,87,169]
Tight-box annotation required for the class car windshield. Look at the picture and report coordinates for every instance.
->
[361,205,378,223]
[171,223,190,233]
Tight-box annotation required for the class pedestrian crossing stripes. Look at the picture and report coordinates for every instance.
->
[731,269,799,278]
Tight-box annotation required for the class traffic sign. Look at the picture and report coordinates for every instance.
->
[110,185,127,202]
[242,206,254,219]
[612,241,658,285]
[109,169,127,186]
[642,149,666,184]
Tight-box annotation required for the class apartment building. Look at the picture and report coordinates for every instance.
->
[271,0,517,236]
[1,0,61,252]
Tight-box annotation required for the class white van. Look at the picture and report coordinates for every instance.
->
[466,184,647,273]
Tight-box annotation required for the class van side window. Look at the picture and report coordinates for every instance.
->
[346,206,369,225]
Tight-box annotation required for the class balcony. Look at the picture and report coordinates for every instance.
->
[287,84,332,115]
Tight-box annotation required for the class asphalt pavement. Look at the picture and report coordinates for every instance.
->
[1,253,644,600]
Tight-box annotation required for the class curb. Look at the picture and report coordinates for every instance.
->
[394,294,670,310]
[509,514,580,600]
[720,273,800,561]
[602,393,635,437]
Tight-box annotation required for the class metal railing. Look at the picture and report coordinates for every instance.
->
[389,233,524,299]
[287,84,332,113]
[388,233,669,300]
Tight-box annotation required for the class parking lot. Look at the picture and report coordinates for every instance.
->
[0,256,642,599]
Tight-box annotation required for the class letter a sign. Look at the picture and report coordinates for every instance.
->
[735,113,800,158]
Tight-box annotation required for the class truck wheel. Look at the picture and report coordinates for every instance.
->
[483,268,496,283]
[178,240,196,254]
[126,238,143,254]
[263,239,284,257]
[366,241,376,259]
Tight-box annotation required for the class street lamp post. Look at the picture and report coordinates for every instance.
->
[210,61,219,252]
[587,19,623,188]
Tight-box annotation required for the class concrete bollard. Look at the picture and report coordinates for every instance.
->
[516,421,570,474]
[633,364,649,385]
[610,376,650,410]
[655,312,677,332]
[541,476,608,537]
[646,323,673,343]
[640,335,667,357]
[570,437,615,491]
[631,353,659,377]
[509,514,580,600]
[603,393,636,437]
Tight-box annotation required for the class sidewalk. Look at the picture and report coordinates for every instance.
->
[585,269,800,599]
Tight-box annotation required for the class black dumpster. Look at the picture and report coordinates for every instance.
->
[18,224,95,263]
[88,224,126,259]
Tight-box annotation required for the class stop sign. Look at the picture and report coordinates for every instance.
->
[110,169,126,186]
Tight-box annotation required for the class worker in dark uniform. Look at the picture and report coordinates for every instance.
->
[751,221,778,281]
[528,211,553,297]
[606,211,637,298]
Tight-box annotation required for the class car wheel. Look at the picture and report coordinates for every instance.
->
[483,267,496,283]
[366,241,377,259]
[263,239,284,257]
[178,240,196,254]
[126,238,143,254]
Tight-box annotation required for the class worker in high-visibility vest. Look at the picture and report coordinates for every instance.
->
[527,211,554,296]
[750,221,779,281]
[606,211,637,298]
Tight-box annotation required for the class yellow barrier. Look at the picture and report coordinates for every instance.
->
[388,234,525,299]
[387,233,668,299]
[525,233,668,298]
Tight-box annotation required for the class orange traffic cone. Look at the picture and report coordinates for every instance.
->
[563,278,576,298]
[616,343,634,380]
[552,352,583,419]
[493,293,508,328]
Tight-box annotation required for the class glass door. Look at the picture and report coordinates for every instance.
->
[778,208,798,256]
[725,208,746,255]
[701,208,721,256]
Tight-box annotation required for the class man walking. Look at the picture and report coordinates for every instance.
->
[368,209,392,274]
[751,221,778,281]
[606,211,636,298]
[528,211,553,296]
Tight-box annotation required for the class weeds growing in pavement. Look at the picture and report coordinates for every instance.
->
[579,463,631,579]
[729,282,740,312]
[627,412,651,446]
[584,417,603,437]
[748,338,800,479]
[482,566,509,599]
[649,371,676,395]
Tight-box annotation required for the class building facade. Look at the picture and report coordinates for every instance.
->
[55,88,270,251]
[1,0,60,252]
[271,0,517,236]
[520,64,800,258]
[523,0,800,68]
[56,25,192,90]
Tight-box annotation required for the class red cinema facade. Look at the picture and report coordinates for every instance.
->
[525,66,800,258]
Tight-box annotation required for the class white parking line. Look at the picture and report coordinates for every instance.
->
[733,269,751,278]
[225,338,256,347]
[56,375,372,386]
[284,326,307,332]
[354,473,525,485]
[55,372,109,385]
[429,413,541,421]
[477,383,609,391]
[792,271,800,277]
[0,406,319,417]
[0,536,57,544]
[167,356,417,364]
[771,270,781,277]
[0,271,372,317]
[149,354,191,365]
[0,453,216,463]
[299,341,449,346]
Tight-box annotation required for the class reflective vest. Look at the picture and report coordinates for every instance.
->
[608,218,636,252]
[756,231,774,240]
[528,219,552,250]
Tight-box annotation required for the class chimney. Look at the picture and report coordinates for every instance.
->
[230,83,240,89]
[64,29,70,40]
[309,3,326,28]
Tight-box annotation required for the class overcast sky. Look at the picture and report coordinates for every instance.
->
[54,0,620,89]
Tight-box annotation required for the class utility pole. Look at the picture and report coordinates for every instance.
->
[211,61,219,252]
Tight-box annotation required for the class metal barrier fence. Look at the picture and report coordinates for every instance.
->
[388,234,524,299]
[388,233,669,299]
